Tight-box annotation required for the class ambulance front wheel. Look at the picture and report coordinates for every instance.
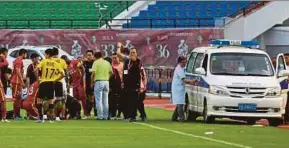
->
[185,94,198,121]
[203,99,215,124]
[186,109,198,121]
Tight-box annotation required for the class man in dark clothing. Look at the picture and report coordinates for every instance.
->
[109,66,122,120]
[122,49,142,122]
[0,48,10,94]
[116,43,131,120]
[82,50,96,116]
[1,67,10,94]
[26,53,39,88]
[138,68,147,121]
[0,47,10,122]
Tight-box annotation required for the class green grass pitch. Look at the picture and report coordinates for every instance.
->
[0,107,289,148]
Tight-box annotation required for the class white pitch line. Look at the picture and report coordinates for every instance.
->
[134,122,252,148]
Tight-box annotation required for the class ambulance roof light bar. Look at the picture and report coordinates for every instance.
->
[209,40,260,48]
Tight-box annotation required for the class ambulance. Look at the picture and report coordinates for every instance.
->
[185,40,289,126]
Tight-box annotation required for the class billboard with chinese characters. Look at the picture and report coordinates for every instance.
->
[0,29,224,67]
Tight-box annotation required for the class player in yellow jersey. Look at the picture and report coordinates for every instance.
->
[50,47,68,121]
[35,48,65,123]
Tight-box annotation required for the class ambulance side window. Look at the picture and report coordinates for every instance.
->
[186,52,197,73]
[193,53,204,73]
[202,54,208,72]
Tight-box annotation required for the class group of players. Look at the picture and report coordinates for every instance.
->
[0,47,94,123]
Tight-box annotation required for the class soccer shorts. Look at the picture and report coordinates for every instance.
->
[39,82,54,100]
[54,82,63,98]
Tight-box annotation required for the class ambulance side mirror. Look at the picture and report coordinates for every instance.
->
[278,70,289,77]
[195,67,206,75]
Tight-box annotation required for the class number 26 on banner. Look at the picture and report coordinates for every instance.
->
[157,44,170,58]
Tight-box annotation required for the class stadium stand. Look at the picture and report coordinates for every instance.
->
[0,1,135,29]
[0,1,268,95]
[123,1,259,28]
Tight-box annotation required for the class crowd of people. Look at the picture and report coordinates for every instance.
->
[0,42,147,123]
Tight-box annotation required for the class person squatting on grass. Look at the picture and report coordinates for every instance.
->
[69,57,89,119]
[11,48,27,120]
[91,51,112,120]
[171,56,198,122]
[21,81,39,119]
[24,53,40,118]
[0,47,9,122]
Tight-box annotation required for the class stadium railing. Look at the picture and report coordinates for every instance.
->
[145,67,174,99]
[107,18,220,29]
[0,18,222,29]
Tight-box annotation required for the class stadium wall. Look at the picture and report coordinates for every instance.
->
[225,1,289,40]
[0,29,223,67]
[257,27,289,58]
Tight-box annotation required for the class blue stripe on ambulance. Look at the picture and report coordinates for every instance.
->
[279,79,288,90]
[186,74,209,88]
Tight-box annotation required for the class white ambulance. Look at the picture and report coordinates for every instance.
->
[185,40,289,126]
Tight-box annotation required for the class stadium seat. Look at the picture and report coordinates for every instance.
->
[0,1,135,29]
[123,1,258,28]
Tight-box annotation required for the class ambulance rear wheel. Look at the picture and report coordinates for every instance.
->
[203,100,215,124]
[268,118,283,127]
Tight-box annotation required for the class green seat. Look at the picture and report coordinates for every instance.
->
[2,1,135,29]
[8,21,28,29]
[73,21,88,28]
[30,21,49,27]
[51,21,71,27]
[30,26,50,29]
[0,21,6,28]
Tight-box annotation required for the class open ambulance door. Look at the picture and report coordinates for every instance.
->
[275,53,289,115]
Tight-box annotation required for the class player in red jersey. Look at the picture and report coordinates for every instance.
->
[69,58,88,119]
[10,49,27,119]
[0,48,9,122]
[21,81,39,119]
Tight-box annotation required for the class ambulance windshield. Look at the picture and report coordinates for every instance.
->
[210,53,274,76]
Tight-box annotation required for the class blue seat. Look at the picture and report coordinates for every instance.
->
[125,1,254,28]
